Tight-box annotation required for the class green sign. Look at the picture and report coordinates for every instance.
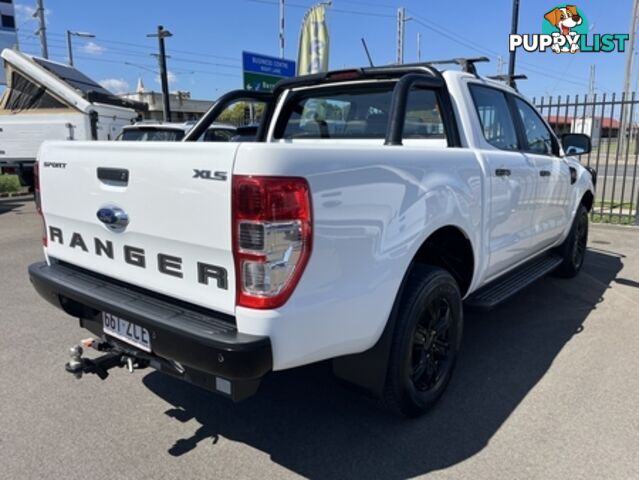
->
[243,72,282,92]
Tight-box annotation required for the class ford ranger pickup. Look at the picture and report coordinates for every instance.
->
[28,58,596,417]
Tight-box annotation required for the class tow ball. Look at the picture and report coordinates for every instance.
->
[64,338,148,380]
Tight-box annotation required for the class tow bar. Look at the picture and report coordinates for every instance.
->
[65,338,149,380]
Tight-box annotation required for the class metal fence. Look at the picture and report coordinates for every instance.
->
[533,92,639,225]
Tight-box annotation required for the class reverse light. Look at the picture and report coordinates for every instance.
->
[232,175,312,309]
[34,162,47,246]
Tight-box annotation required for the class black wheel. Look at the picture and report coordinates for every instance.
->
[384,265,463,417]
[554,205,589,278]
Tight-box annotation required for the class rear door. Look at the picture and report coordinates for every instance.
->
[511,96,572,251]
[469,84,538,279]
[39,141,238,315]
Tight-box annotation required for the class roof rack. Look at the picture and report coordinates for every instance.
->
[486,74,528,91]
[487,74,528,83]
[425,57,490,76]
[271,57,494,96]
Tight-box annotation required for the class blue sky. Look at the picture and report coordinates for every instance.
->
[9,0,638,100]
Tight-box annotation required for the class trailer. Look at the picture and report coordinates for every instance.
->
[0,49,145,188]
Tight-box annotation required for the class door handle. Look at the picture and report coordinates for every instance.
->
[495,168,511,177]
[97,167,129,184]
[539,170,551,177]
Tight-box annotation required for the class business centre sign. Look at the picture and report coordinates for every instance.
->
[242,51,296,92]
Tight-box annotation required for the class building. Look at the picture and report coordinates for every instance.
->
[119,78,213,122]
[0,0,18,85]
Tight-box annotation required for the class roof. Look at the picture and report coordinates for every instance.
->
[1,48,146,113]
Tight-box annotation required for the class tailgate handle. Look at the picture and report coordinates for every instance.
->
[97,167,129,185]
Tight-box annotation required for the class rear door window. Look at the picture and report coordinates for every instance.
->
[469,84,519,151]
[404,88,445,139]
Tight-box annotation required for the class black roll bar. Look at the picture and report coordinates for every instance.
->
[385,74,461,147]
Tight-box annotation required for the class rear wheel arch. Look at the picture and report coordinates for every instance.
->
[331,224,475,397]
[410,225,475,297]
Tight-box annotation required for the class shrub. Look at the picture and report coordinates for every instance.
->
[0,175,21,193]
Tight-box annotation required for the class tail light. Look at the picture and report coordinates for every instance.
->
[232,175,312,309]
[34,162,47,246]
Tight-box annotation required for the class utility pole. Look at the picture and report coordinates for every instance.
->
[279,0,285,58]
[34,0,48,59]
[66,31,95,67]
[417,32,422,62]
[147,25,173,123]
[507,0,520,88]
[588,64,596,98]
[497,56,504,76]
[621,0,639,155]
[396,8,412,64]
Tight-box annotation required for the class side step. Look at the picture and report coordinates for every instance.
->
[465,252,563,311]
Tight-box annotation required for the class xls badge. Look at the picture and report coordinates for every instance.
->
[510,4,629,54]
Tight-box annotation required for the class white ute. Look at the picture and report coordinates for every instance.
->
[29,58,595,417]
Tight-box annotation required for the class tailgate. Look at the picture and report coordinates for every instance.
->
[38,141,238,315]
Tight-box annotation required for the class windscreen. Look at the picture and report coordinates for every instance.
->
[274,82,445,140]
[120,128,185,141]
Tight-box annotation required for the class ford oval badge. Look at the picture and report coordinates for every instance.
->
[96,206,129,231]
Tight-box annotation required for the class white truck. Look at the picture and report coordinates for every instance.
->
[29,59,596,417]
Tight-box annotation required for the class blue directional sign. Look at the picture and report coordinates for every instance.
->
[242,51,296,92]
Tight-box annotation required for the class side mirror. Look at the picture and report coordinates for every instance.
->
[562,133,592,156]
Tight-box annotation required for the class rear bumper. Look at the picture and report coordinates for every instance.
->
[28,261,272,399]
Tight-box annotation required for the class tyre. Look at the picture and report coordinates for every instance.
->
[554,205,589,278]
[384,265,463,417]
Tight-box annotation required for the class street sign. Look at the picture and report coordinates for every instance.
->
[242,51,296,92]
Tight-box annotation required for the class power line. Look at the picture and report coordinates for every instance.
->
[18,42,242,78]
[335,0,396,9]
[409,13,591,88]
[24,34,242,69]
[244,0,394,18]
[47,31,240,62]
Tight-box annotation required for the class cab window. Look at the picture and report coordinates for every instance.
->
[275,84,393,139]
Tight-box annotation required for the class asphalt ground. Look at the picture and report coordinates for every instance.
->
[1,199,638,480]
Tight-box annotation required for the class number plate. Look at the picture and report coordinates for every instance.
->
[102,312,152,352]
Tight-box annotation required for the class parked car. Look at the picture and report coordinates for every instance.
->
[118,122,237,142]
[118,122,193,141]
[202,124,237,142]
[28,59,595,417]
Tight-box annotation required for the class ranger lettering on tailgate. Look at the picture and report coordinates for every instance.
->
[48,226,228,289]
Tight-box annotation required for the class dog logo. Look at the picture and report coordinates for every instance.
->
[510,5,629,55]
[544,5,584,53]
